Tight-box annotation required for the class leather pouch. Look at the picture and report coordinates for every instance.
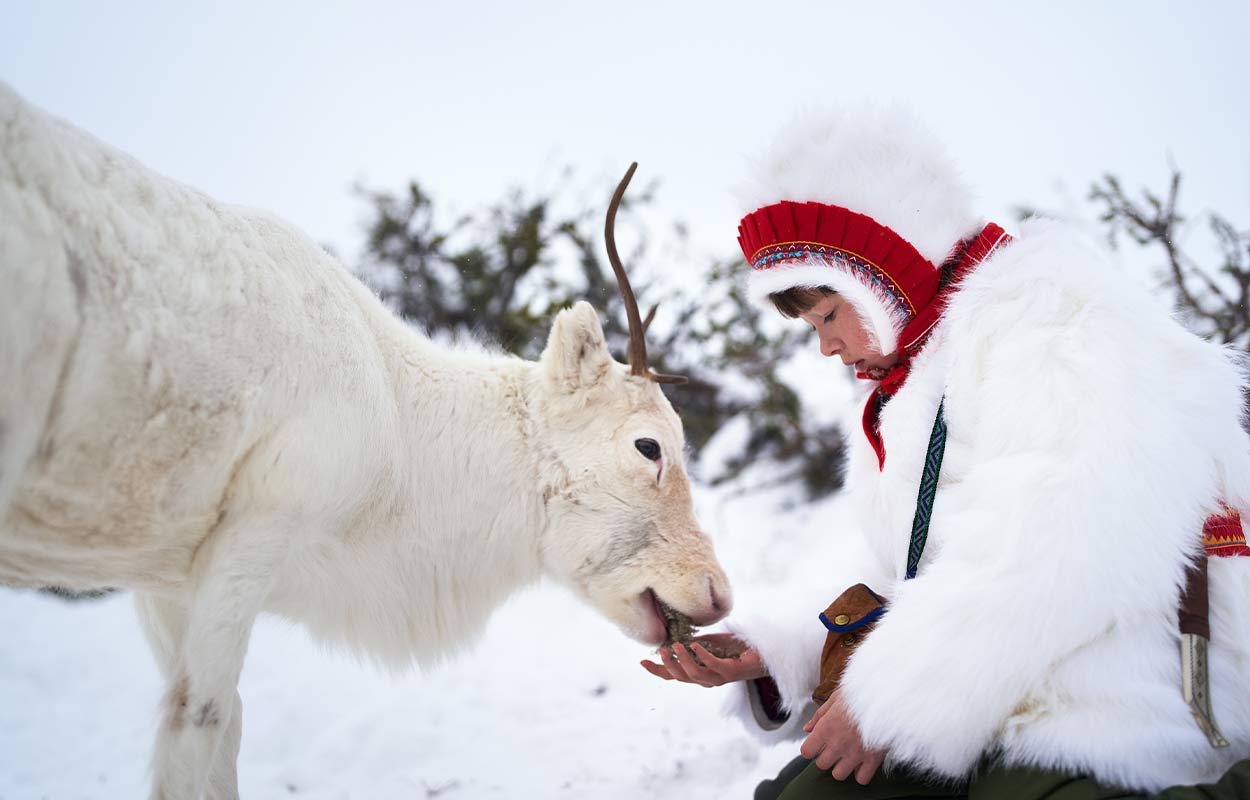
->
[812,583,887,703]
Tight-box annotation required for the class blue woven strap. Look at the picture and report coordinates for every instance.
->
[906,398,947,580]
[819,606,887,633]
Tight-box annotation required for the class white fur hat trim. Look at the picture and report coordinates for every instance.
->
[746,256,903,355]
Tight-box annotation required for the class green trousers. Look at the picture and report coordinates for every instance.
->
[757,756,1250,800]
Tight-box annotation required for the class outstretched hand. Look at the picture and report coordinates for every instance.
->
[800,690,886,785]
[639,633,768,687]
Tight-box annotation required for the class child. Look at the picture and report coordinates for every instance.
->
[643,106,1250,799]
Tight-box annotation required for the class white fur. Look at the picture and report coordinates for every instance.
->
[722,583,830,745]
[729,218,1250,791]
[735,105,982,267]
[0,83,733,800]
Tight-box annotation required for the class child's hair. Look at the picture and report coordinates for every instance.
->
[768,286,835,319]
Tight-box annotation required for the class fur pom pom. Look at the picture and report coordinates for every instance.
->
[736,104,981,267]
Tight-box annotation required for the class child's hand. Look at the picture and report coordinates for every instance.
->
[800,691,886,785]
[639,634,767,687]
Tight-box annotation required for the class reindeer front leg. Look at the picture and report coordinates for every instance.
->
[137,593,243,800]
[145,515,285,800]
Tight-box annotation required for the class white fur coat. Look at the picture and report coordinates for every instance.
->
[726,219,1250,792]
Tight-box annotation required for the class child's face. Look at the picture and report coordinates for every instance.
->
[798,292,899,373]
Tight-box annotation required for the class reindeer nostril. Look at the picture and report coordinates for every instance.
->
[709,576,723,612]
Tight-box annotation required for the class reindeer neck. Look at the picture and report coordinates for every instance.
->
[381,324,550,587]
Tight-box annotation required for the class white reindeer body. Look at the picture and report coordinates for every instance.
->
[1,82,730,798]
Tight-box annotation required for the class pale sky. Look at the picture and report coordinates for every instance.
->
[5,0,1248,277]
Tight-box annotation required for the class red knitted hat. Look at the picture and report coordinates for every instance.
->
[735,105,983,355]
[739,200,940,355]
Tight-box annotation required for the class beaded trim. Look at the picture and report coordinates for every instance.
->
[750,241,917,319]
[1203,504,1250,557]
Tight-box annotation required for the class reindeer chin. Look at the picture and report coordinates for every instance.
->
[616,588,666,645]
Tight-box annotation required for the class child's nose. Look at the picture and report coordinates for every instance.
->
[819,334,838,358]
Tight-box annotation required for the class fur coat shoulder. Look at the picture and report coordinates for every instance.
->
[725,218,1250,792]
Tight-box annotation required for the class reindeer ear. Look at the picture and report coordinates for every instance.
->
[541,301,615,391]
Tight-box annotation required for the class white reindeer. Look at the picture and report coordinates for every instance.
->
[0,83,731,799]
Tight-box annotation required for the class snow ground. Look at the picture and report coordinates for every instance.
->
[0,484,866,800]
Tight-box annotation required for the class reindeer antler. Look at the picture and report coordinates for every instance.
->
[605,163,688,385]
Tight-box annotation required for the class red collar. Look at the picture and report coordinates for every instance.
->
[861,223,1012,469]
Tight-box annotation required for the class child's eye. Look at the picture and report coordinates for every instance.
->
[823,310,837,324]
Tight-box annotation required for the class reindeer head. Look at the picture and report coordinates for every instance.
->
[534,164,732,645]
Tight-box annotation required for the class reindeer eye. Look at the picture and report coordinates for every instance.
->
[634,438,661,461]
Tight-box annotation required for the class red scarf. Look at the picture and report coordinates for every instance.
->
[860,223,1012,469]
